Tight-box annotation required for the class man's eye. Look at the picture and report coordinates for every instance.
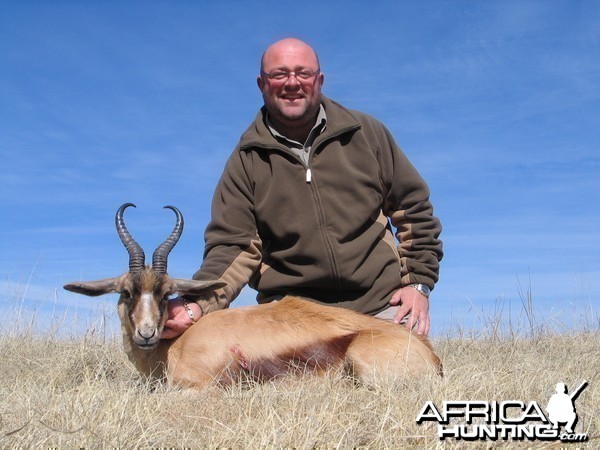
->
[271,72,288,80]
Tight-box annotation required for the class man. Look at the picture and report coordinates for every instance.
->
[163,38,442,339]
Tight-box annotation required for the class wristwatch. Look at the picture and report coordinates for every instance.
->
[409,283,431,298]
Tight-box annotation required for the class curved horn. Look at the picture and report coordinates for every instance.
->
[115,203,146,273]
[152,205,184,275]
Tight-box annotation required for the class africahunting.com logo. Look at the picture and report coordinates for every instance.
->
[416,380,589,442]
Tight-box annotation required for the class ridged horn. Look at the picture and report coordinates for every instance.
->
[152,205,184,275]
[115,203,146,273]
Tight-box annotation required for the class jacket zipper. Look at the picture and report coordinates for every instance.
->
[302,127,359,295]
[304,168,343,295]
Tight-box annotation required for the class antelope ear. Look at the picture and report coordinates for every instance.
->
[64,277,122,297]
[170,279,227,296]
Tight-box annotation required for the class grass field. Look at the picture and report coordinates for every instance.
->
[0,304,598,448]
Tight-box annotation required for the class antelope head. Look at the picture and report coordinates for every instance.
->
[64,203,225,350]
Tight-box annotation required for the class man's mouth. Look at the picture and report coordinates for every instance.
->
[280,94,304,101]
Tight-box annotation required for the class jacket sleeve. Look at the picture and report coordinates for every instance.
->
[192,147,262,309]
[373,120,443,290]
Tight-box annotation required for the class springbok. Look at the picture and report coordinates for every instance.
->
[64,204,442,388]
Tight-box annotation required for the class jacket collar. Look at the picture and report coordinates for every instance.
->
[239,96,361,151]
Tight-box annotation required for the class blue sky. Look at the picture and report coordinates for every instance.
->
[1,0,599,336]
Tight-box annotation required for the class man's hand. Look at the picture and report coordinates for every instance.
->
[161,297,201,340]
[389,286,430,335]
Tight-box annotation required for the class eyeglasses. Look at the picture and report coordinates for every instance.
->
[261,69,320,81]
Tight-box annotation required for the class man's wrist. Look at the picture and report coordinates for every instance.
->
[408,283,431,299]
[181,298,198,324]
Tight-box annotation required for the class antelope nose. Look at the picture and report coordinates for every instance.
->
[137,328,156,340]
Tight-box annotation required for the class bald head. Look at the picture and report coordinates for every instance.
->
[260,38,320,73]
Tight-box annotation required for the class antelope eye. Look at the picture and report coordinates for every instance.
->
[122,290,132,299]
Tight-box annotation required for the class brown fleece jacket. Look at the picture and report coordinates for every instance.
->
[193,96,442,315]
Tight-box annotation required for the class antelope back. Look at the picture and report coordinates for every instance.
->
[167,296,442,387]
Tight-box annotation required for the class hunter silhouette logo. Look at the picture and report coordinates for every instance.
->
[546,380,588,435]
[416,380,589,442]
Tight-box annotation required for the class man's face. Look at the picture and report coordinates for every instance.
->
[258,42,324,131]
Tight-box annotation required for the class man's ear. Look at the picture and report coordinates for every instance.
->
[170,279,227,296]
[317,70,325,88]
[64,277,122,297]
[257,74,265,92]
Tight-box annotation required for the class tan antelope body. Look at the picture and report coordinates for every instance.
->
[65,204,441,388]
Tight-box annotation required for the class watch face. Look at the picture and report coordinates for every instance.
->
[412,284,430,297]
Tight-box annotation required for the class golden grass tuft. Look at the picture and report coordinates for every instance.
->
[0,315,598,448]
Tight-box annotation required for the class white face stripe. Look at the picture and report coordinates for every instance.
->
[138,291,157,326]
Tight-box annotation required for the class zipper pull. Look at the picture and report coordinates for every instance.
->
[306,168,312,183]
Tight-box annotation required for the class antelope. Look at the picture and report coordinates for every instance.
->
[64,204,442,388]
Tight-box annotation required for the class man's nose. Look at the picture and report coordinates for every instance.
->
[284,74,301,87]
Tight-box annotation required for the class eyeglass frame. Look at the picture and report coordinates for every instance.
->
[260,68,321,82]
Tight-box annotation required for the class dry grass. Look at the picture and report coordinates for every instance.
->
[0,313,598,448]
